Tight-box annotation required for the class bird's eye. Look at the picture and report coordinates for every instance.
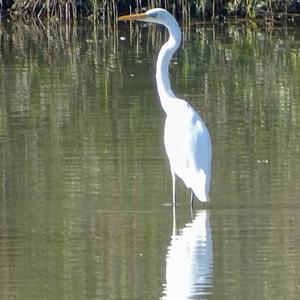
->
[150,12,157,18]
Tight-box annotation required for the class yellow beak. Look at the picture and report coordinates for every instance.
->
[118,12,147,21]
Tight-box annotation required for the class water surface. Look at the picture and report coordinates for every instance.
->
[0,21,300,299]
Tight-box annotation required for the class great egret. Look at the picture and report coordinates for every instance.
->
[118,8,212,206]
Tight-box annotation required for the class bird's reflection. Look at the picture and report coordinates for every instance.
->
[162,208,213,299]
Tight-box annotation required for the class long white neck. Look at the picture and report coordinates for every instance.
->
[156,19,182,113]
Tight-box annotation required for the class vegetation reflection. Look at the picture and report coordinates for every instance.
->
[0,21,300,300]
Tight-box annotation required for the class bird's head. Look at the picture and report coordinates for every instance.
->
[118,8,174,26]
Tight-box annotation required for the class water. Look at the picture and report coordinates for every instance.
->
[1,20,300,299]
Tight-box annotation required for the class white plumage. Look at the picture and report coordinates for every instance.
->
[119,8,212,205]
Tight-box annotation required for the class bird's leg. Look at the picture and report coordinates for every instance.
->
[172,203,177,236]
[190,192,195,222]
[190,191,194,209]
[172,171,176,206]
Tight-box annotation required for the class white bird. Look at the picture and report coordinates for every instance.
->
[118,8,212,206]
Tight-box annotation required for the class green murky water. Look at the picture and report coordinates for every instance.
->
[1,21,300,299]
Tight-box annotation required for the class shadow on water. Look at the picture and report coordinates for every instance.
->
[162,209,213,299]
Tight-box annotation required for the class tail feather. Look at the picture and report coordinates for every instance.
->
[191,169,210,203]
